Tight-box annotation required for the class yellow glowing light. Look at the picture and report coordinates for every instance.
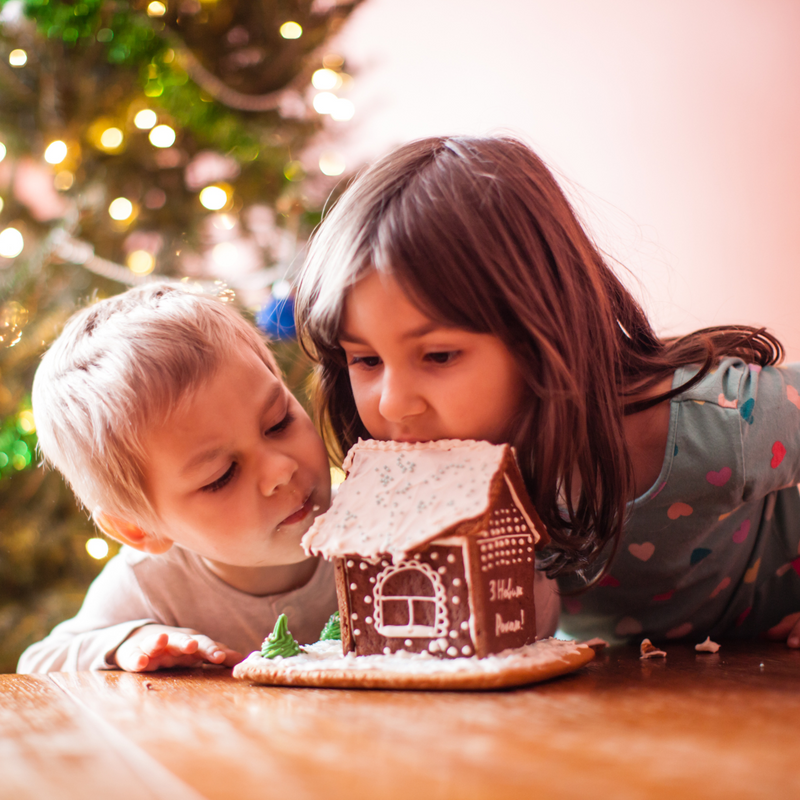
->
[312,68,341,91]
[319,151,346,177]
[331,98,355,121]
[149,124,176,148]
[44,140,68,165]
[0,227,24,259]
[0,143,6,162]
[283,160,305,182]
[147,1,167,16]
[199,185,228,211]
[0,197,3,214]
[127,250,156,275]
[108,197,134,221]
[331,466,345,486]
[312,91,338,115]
[86,537,110,559]
[9,49,27,67]
[100,127,124,149]
[17,410,35,434]
[279,21,302,39]
[134,109,158,129]
[54,171,74,191]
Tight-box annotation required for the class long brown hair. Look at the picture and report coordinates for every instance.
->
[295,136,783,579]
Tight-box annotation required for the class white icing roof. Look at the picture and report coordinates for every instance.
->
[302,439,511,562]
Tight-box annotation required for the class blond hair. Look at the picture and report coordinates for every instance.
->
[33,283,278,533]
[296,135,781,579]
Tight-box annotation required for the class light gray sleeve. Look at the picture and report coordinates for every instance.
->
[534,569,560,639]
[16,551,159,673]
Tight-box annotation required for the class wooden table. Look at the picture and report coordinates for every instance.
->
[2,641,799,800]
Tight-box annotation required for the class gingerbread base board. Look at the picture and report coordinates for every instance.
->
[232,638,594,691]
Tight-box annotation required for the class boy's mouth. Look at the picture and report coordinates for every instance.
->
[280,495,314,527]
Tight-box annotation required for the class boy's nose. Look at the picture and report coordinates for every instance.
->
[258,451,298,498]
[377,368,426,423]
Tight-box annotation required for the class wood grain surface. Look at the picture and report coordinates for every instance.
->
[33,640,800,800]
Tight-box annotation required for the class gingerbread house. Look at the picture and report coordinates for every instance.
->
[302,439,551,659]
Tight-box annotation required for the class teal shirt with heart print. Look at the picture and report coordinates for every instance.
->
[558,358,800,643]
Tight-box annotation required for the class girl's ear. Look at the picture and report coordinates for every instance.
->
[94,513,173,555]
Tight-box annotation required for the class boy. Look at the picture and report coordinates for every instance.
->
[17,283,337,673]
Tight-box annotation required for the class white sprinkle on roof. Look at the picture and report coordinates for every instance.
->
[302,439,511,562]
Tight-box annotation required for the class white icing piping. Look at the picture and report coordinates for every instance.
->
[504,474,540,543]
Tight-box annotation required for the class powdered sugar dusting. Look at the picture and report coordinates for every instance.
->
[238,637,587,676]
[303,439,510,562]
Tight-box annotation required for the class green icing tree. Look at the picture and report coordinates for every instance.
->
[0,0,363,672]
[318,610,340,640]
[261,613,303,659]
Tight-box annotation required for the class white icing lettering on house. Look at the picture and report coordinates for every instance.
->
[495,610,525,636]
[489,578,524,602]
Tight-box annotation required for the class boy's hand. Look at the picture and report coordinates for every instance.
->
[764,612,800,648]
[114,624,243,672]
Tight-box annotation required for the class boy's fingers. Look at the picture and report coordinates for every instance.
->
[789,619,800,648]
[193,637,242,666]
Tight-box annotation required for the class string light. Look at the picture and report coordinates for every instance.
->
[0,143,6,162]
[54,172,74,191]
[0,198,3,213]
[312,68,341,91]
[319,152,346,176]
[312,92,338,114]
[9,49,27,67]
[199,185,229,210]
[17,410,35,434]
[283,160,305,182]
[0,227,24,259]
[108,197,134,221]
[134,109,158,129]
[147,1,167,17]
[100,127,124,150]
[149,124,176,148]
[331,98,355,121]
[86,538,110,559]
[127,250,155,274]
[44,140,68,165]
[279,21,302,39]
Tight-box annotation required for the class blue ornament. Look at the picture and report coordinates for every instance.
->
[257,294,296,340]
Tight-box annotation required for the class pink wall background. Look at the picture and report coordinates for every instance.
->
[329,0,800,359]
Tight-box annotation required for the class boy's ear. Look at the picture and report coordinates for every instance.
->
[94,513,173,555]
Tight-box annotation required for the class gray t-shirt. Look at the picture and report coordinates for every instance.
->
[17,545,339,672]
[559,358,800,643]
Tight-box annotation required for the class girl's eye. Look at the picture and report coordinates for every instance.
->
[425,351,459,365]
[202,462,237,493]
[348,355,382,369]
[266,410,295,435]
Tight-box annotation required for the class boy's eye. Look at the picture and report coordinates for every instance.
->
[348,355,382,369]
[425,351,459,365]
[201,462,237,493]
[266,410,295,435]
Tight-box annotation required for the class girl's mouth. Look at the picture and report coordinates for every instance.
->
[280,495,314,527]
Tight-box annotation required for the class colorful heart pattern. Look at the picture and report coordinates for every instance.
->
[744,558,761,584]
[710,577,731,598]
[787,385,800,410]
[666,622,693,639]
[706,466,732,486]
[690,547,712,565]
[668,502,693,520]
[628,542,655,561]
[717,393,738,409]
[598,574,621,588]
[732,519,751,543]
[740,397,755,424]
[771,441,786,469]
[652,590,674,602]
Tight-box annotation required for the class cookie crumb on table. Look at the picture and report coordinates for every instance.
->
[640,638,667,659]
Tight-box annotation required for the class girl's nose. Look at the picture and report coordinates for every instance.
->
[378,367,426,422]
[258,450,298,498]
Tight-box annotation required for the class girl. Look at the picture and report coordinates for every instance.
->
[295,135,800,647]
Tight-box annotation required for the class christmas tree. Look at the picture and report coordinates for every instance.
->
[0,0,361,672]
